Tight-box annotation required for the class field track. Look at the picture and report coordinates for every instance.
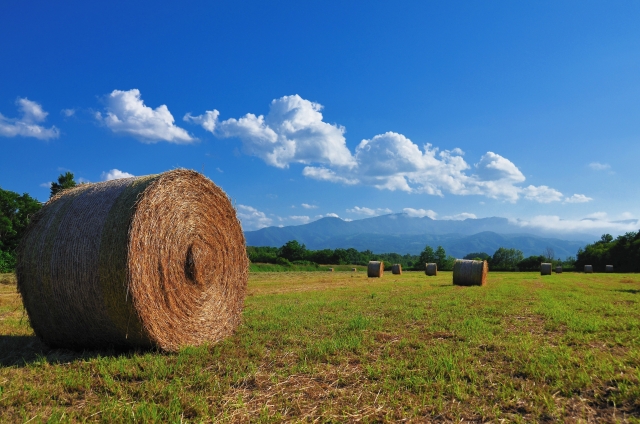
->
[1,271,639,422]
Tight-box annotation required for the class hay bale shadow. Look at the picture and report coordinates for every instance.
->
[0,335,145,367]
[613,289,640,295]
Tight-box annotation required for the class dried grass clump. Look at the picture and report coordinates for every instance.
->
[584,265,593,273]
[391,264,402,275]
[425,263,437,276]
[606,265,613,273]
[367,261,383,278]
[555,266,563,274]
[16,169,248,352]
[453,259,487,286]
[541,263,552,276]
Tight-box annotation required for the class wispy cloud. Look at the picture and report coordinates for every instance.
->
[346,206,392,216]
[236,204,273,230]
[442,212,477,220]
[301,203,318,209]
[0,98,60,140]
[61,108,76,117]
[564,194,593,203]
[515,214,640,235]
[96,89,194,143]
[588,162,610,171]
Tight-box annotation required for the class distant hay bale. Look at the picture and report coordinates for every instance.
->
[453,259,487,286]
[328,268,334,272]
[367,261,383,278]
[425,263,437,276]
[392,264,402,275]
[16,169,248,352]
[606,265,613,273]
[555,266,563,273]
[584,265,593,273]
[541,263,552,275]
[352,268,357,272]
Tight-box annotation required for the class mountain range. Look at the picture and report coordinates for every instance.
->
[244,214,593,258]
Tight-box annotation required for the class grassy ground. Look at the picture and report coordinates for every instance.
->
[1,270,639,422]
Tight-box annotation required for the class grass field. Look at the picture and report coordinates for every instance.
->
[1,270,639,422]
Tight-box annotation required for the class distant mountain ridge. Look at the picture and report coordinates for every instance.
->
[244,214,590,258]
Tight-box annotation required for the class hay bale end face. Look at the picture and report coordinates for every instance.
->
[453,259,487,286]
[391,264,402,275]
[606,265,614,273]
[555,266,563,273]
[351,268,357,272]
[541,263,552,276]
[584,265,593,273]
[367,261,383,278]
[16,169,248,352]
[328,268,334,272]
[425,263,437,276]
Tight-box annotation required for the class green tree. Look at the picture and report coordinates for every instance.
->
[416,245,436,270]
[491,247,524,271]
[277,240,307,262]
[463,252,490,260]
[50,171,77,198]
[435,245,448,270]
[0,187,42,252]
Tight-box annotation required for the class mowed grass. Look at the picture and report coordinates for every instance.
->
[1,271,639,422]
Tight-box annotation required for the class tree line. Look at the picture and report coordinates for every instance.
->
[575,233,640,272]
[0,172,77,272]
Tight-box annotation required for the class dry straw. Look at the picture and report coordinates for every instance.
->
[17,169,248,352]
[367,261,383,278]
[425,263,437,276]
[453,259,487,286]
[541,263,552,276]
[606,265,613,273]
[555,266,563,274]
[584,265,593,273]
[391,264,402,275]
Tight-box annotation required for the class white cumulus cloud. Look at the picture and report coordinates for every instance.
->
[97,89,194,143]
[0,98,60,140]
[403,208,438,219]
[184,94,571,203]
[289,215,311,224]
[236,205,273,230]
[187,95,355,168]
[101,169,135,181]
[301,203,318,209]
[521,185,564,203]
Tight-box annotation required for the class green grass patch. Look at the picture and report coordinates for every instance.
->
[1,271,640,421]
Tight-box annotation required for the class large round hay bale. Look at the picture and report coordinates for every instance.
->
[351,267,357,272]
[16,169,248,352]
[425,263,437,276]
[555,266,563,274]
[584,265,593,273]
[540,263,552,275]
[606,265,613,273]
[452,259,487,286]
[391,264,402,275]
[367,261,383,278]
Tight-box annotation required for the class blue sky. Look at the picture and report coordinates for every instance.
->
[1,1,639,237]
